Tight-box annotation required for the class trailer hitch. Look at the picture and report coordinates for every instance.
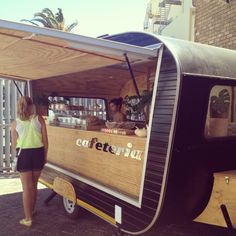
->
[220,204,236,232]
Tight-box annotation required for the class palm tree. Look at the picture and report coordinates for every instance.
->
[21,8,78,32]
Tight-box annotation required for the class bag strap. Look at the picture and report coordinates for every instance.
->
[17,119,30,157]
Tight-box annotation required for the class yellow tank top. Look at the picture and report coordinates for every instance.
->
[16,116,44,149]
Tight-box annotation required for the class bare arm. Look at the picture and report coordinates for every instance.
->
[113,112,126,122]
[10,121,18,156]
[39,116,48,163]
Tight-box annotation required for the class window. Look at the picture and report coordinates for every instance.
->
[205,85,236,138]
[48,96,107,128]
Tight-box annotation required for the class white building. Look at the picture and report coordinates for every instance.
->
[144,0,195,41]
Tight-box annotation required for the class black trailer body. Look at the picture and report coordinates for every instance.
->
[0,20,236,235]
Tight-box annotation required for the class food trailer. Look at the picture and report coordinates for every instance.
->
[1,19,236,235]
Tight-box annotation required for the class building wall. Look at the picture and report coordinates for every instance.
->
[162,1,195,41]
[193,0,236,50]
[144,0,195,41]
[144,0,162,34]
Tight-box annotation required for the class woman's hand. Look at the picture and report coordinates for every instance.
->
[10,121,18,156]
[39,116,48,163]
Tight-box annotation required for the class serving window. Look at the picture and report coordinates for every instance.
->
[46,94,149,201]
[205,85,236,138]
[48,96,107,130]
[32,53,156,204]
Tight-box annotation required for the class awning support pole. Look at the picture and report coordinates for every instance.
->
[13,80,23,96]
[124,53,141,98]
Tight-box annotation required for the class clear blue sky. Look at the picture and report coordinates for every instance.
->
[0,0,148,37]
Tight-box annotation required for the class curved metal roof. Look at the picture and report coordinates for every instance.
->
[105,32,236,79]
[158,35,236,79]
[102,32,160,47]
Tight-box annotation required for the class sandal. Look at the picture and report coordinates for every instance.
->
[19,218,32,227]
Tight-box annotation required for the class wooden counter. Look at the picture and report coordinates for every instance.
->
[47,125,146,199]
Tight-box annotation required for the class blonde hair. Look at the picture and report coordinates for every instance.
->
[17,96,34,120]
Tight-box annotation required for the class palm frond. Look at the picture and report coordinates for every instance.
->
[21,19,40,27]
[65,20,78,32]
[33,11,45,18]
[55,8,64,23]
[47,17,60,29]
[22,8,78,32]
[31,18,52,28]
[34,12,47,19]
[42,8,55,18]
[33,13,57,28]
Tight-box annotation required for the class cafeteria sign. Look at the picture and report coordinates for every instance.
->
[76,137,143,161]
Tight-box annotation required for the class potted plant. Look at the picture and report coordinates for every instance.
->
[123,90,153,123]
[208,88,230,137]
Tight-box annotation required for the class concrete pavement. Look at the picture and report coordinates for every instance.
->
[0,174,115,236]
[0,173,235,236]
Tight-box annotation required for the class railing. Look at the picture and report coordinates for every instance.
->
[156,2,172,34]
[144,0,182,34]
[0,79,26,172]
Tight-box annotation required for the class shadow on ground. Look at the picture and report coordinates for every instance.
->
[0,188,116,236]
[0,178,235,236]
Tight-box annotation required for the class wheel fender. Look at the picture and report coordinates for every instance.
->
[53,177,76,203]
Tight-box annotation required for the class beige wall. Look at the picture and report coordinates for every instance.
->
[144,0,195,40]
[193,0,236,50]
[162,1,195,41]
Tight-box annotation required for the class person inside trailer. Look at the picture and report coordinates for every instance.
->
[109,97,126,122]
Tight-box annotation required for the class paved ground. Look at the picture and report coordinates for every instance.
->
[0,173,235,236]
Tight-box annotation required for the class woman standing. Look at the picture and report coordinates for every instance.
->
[11,96,48,227]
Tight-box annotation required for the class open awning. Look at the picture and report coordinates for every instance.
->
[0,19,159,81]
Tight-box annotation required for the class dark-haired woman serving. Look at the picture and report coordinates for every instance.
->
[109,97,126,122]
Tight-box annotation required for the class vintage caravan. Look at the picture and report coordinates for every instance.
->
[1,19,236,235]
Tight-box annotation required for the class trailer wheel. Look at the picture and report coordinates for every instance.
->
[62,197,80,219]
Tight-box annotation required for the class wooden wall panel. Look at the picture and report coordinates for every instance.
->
[0,39,121,80]
[47,125,146,199]
[120,75,148,98]
[32,61,156,100]
[195,170,236,228]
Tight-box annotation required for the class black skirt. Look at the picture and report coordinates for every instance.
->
[16,147,45,172]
